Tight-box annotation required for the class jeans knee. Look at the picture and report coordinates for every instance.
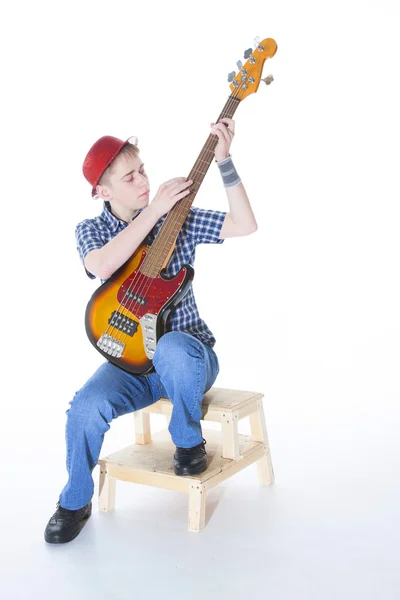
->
[153,332,204,370]
[66,386,115,435]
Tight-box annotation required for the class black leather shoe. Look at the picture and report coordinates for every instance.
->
[44,500,92,544]
[174,438,208,476]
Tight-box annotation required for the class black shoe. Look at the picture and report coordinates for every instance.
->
[44,500,92,544]
[174,438,208,476]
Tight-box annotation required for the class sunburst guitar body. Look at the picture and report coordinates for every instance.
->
[85,240,194,375]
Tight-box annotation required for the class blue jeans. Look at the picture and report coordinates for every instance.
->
[58,331,220,510]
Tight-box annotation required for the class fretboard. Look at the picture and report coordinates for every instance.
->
[140,95,241,277]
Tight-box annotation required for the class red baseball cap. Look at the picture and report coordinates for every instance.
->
[82,135,139,197]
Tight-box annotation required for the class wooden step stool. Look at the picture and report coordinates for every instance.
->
[98,387,274,532]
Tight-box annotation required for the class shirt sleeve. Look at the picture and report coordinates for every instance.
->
[75,220,104,279]
[185,206,227,245]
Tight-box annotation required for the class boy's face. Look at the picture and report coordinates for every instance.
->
[96,152,150,210]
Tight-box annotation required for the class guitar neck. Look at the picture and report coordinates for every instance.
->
[140,95,241,277]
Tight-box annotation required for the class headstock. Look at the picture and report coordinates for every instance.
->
[228,37,277,101]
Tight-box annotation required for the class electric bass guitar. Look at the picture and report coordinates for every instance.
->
[85,36,277,375]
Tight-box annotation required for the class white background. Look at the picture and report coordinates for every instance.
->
[1,0,399,598]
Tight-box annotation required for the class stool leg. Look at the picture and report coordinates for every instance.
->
[134,410,152,445]
[249,399,275,485]
[188,483,207,532]
[98,461,116,511]
[221,412,241,460]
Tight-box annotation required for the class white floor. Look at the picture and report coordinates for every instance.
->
[2,378,399,600]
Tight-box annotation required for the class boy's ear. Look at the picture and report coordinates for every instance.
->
[96,183,111,200]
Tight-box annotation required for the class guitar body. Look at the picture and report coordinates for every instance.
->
[85,241,194,375]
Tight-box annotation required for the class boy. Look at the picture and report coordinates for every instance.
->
[44,117,258,543]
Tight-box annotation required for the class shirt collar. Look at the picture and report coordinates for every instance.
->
[101,200,144,233]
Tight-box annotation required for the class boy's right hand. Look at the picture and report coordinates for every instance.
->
[150,177,193,219]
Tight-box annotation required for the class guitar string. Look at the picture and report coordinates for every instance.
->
[99,96,236,352]
[100,65,251,355]
[101,80,244,353]
[120,67,254,334]
[105,94,238,351]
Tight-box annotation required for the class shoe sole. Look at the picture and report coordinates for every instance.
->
[174,461,208,477]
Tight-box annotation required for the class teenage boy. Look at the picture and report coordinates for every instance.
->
[44,118,258,543]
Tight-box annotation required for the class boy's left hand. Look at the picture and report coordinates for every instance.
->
[210,117,235,162]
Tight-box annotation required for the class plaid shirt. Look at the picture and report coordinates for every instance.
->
[75,200,227,348]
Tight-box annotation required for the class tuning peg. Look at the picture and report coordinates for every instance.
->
[227,71,236,82]
[236,60,243,71]
[253,36,260,48]
[244,48,252,59]
[261,74,274,85]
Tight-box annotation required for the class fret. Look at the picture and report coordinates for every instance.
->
[198,148,214,157]
[139,95,241,276]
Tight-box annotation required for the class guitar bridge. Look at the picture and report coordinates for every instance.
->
[97,334,125,358]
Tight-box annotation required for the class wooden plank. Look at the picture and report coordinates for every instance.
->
[255,455,275,486]
[203,444,267,490]
[98,461,116,511]
[105,464,190,493]
[236,401,260,420]
[200,387,264,410]
[188,483,207,532]
[101,442,268,497]
[142,387,264,419]
[249,399,275,485]
[144,401,224,422]
[134,411,152,445]
[98,429,263,491]
[221,412,240,460]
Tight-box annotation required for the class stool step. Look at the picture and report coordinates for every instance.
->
[98,428,266,492]
[142,387,264,422]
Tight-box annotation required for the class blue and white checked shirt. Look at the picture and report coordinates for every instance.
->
[75,200,227,348]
